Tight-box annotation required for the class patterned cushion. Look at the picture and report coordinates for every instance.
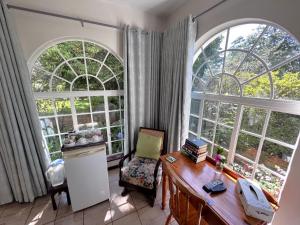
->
[121,157,162,189]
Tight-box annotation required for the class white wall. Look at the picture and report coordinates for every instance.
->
[167,0,300,224]
[7,0,162,61]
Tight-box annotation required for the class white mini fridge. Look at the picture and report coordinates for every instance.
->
[63,143,110,211]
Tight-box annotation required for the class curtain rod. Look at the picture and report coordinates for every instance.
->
[6,4,123,31]
[193,0,227,21]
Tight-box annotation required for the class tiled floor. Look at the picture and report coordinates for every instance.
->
[0,168,177,225]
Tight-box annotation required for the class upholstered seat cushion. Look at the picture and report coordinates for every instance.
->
[121,157,162,189]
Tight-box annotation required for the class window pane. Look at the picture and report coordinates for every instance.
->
[188,132,197,140]
[86,59,100,76]
[98,65,113,82]
[84,41,107,61]
[58,116,73,133]
[69,59,85,75]
[273,58,300,101]
[37,46,64,72]
[50,152,63,161]
[112,141,123,154]
[235,55,266,82]
[108,96,120,110]
[205,78,220,94]
[236,133,260,161]
[232,156,254,178]
[259,141,293,173]
[104,78,119,90]
[40,118,57,135]
[120,96,124,109]
[241,106,266,134]
[55,98,71,115]
[75,97,90,113]
[224,50,247,74]
[190,99,200,115]
[203,100,218,121]
[36,99,54,116]
[215,125,232,149]
[201,120,214,141]
[206,52,225,76]
[77,114,92,130]
[243,74,271,98]
[55,63,76,82]
[52,77,71,92]
[116,73,124,89]
[100,128,108,142]
[213,146,228,159]
[192,77,204,92]
[253,26,300,69]
[72,76,87,91]
[255,166,284,200]
[266,111,300,145]
[109,112,122,126]
[92,113,106,128]
[221,75,240,96]
[91,96,105,112]
[195,63,211,83]
[46,136,61,153]
[111,127,124,141]
[57,41,83,59]
[105,54,123,75]
[31,67,51,92]
[88,76,104,91]
[218,102,238,126]
[189,116,198,133]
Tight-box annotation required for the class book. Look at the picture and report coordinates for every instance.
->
[182,145,206,158]
[186,138,207,149]
[184,142,207,155]
[181,147,207,163]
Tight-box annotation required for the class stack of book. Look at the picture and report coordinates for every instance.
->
[181,138,208,163]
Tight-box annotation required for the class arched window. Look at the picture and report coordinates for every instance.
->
[190,23,300,199]
[31,40,124,161]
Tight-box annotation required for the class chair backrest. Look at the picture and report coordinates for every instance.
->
[165,163,206,225]
[139,127,165,154]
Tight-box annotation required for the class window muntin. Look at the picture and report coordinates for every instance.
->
[32,40,124,161]
[190,23,300,200]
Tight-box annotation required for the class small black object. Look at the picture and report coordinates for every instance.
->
[203,179,224,193]
[211,183,227,193]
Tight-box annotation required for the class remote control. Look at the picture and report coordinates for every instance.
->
[203,179,224,193]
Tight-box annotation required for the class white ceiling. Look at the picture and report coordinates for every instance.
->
[107,0,189,16]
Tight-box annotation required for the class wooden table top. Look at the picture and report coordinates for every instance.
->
[161,152,270,225]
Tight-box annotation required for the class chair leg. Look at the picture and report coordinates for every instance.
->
[66,189,71,205]
[121,188,129,196]
[165,214,172,225]
[51,193,57,210]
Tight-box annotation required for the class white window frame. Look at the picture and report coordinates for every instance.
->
[190,22,300,200]
[30,39,125,159]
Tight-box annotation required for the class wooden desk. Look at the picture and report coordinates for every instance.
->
[161,152,275,225]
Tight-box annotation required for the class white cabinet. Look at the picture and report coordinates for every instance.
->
[63,143,110,211]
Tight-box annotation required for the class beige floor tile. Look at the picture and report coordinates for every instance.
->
[110,191,133,208]
[110,202,136,221]
[54,211,83,225]
[33,195,52,208]
[130,192,149,210]
[83,201,112,225]
[1,202,33,218]
[56,193,73,219]
[26,200,57,225]
[138,204,167,225]
[0,205,31,225]
[112,212,141,225]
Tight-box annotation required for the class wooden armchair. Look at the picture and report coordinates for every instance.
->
[164,163,207,225]
[119,127,166,207]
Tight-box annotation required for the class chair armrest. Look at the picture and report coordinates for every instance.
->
[119,150,136,179]
[153,158,162,189]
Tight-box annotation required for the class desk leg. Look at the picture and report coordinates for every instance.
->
[161,170,167,210]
